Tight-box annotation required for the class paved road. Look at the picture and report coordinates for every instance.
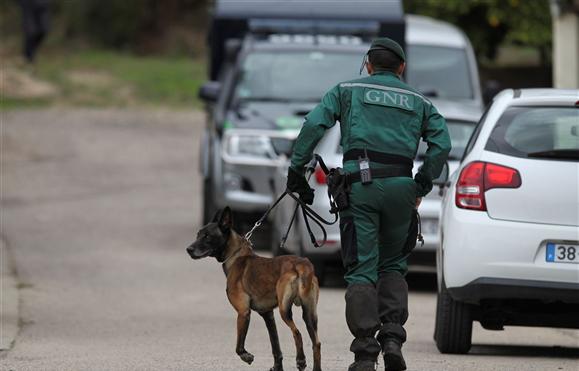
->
[1,109,577,370]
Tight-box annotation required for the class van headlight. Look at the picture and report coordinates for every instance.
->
[221,129,298,165]
[226,134,277,159]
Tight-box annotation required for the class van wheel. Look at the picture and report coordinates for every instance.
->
[435,281,473,354]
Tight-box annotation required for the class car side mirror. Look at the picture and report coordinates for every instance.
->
[225,39,242,62]
[271,138,295,158]
[198,81,221,103]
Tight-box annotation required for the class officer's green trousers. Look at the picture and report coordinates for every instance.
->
[339,165,416,285]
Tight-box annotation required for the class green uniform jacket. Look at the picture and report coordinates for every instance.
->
[291,71,451,197]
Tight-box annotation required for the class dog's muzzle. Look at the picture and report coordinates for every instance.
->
[186,243,212,260]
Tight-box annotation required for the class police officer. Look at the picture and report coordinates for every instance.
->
[287,38,451,371]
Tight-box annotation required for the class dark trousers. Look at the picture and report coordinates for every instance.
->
[19,0,50,62]
[342,170,413,361]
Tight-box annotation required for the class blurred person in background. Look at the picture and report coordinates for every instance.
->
[287,37,451,371]
[18,0,50,63]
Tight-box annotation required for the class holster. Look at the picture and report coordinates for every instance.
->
[326,167,351,214]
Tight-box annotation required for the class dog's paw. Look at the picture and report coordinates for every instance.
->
[269,365,283,371]
[239,352,254,364]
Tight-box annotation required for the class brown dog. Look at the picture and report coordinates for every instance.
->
[186,207,322,371]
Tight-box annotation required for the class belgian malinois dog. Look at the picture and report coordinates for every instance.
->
[186,207,322,371]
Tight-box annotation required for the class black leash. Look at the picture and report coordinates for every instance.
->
[245,155,337,248]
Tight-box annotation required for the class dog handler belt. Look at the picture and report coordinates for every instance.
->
[343,149,413,168]
[347,165,412,185]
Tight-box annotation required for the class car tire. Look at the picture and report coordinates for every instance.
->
[202,178,217,225]
[435,280,473,354]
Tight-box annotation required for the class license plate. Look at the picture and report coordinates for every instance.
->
[546,243,579,264]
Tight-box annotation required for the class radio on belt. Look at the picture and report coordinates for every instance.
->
[358,148,372,185]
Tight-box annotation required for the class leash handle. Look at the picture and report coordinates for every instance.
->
[314,154,330,174]
[279,164,316,250]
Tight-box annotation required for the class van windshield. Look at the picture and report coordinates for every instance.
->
[236,45,475,102]
[406,45,473,100]
[235,50,362,102]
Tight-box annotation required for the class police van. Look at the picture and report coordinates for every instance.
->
[198,0,407,228]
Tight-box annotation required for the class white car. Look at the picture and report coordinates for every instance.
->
[435,88,579,354]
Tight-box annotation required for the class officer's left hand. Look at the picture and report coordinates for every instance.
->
[287,167,315,205]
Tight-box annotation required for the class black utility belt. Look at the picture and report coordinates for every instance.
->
[347,165,412,185]
[343,149,413,167]
[325,165,412,214]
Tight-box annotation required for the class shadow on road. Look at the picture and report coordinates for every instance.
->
[470,344,579,359]
[406,272,437,292]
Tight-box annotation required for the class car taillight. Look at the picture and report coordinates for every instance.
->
[484,163,521,190]
[456,162,486,210]
[314,166,327,185]
[455,161,521,211]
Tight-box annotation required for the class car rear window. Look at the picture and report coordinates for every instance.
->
[485,106,579,161]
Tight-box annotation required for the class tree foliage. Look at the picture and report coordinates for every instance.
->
[405,0,552,62]
[51,0,210,54]
[3,0,552,61]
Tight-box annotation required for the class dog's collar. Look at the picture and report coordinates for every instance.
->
[222,247,242,264]
[221,246,243,275]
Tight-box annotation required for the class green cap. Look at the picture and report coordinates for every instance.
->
[368,37,405,62]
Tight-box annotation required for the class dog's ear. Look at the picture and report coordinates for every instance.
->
[211,209,222,223]
[219,206,233,229]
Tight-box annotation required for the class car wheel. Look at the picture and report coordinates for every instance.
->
[434,280,473,354]
[202,178,217,225]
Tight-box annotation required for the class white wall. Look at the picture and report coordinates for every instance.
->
[553,12,579,88]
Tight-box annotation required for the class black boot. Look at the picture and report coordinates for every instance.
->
[345,283,381,371]
[376,272,408,371]
[347,360,376,371]
[382,340,406,371]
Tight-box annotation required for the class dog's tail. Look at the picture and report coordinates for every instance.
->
[294,258,318,307]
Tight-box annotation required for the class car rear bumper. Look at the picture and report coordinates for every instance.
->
[448,277,579,304]
[442,207,579,291]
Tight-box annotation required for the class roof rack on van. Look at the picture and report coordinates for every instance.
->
[207,0,405,80]
[248,19,380,38]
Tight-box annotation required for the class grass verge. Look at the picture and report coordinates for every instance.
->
[1,49,207,110]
